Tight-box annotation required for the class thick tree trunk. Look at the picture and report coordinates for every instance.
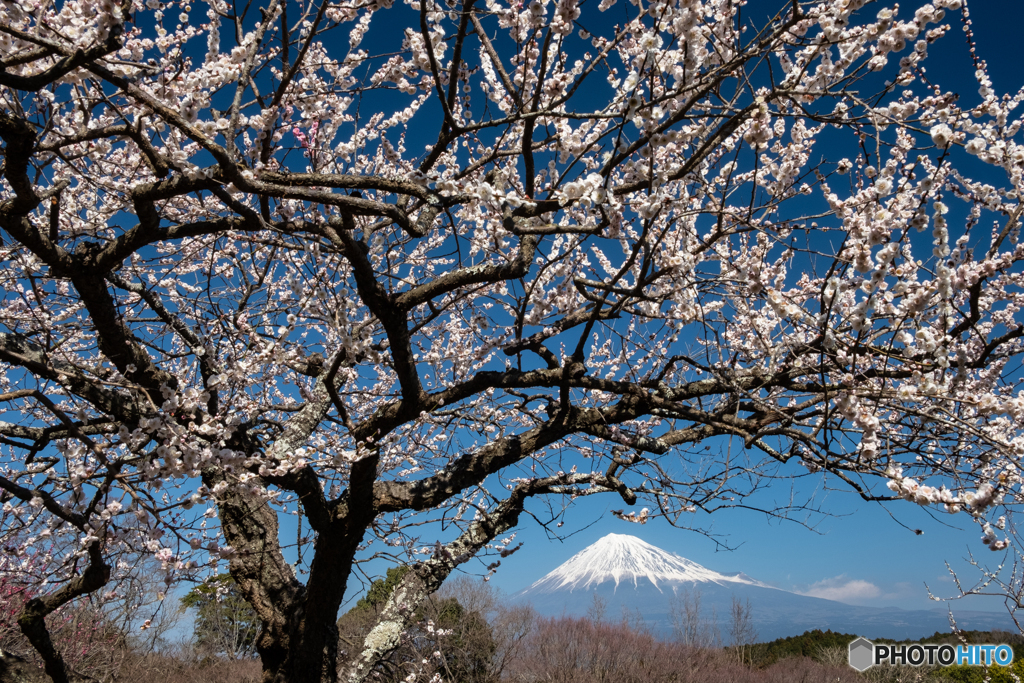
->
[208,450,374,683]
[257,531,359,683]
[208,378,380,683]
[209,486,344,683]
[259,619,340,683]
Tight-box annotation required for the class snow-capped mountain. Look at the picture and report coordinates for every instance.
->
[514,533,1014,641]
[523,533,772,592]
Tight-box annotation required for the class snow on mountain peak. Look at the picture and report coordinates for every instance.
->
[524,533,768,593]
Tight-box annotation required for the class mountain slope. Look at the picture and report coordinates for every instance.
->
[523,533,772,592]
[513,534,1014,641]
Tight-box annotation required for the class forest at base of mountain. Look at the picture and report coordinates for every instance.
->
[739,629,1024,683]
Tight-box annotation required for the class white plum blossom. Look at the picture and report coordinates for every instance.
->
[2,0,1024,678]
[930,123,954,147]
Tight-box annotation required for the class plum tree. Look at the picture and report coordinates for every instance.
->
[0,0,1020,681]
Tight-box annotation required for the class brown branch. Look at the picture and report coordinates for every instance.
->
[17,545,110,683]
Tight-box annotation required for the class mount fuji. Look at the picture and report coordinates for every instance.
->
[513,534,1014,641]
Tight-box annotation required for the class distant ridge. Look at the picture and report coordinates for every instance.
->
[514,533,1015,641]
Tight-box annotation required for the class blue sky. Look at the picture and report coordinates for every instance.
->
[7,0,1024,648]
[489,478,1013,613]
[155,0,1024,629]
[343,0,1024,619]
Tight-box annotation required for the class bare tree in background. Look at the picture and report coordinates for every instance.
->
[728,596,757,665]
[587,593,609,624]
[669,586,719,649]
[103,556,188,654]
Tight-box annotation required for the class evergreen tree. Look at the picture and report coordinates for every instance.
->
[181,574,260,660]
[338,568,496,682]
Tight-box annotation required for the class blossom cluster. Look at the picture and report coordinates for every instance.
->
[3,1,1024,669]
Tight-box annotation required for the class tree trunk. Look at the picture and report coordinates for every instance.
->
[208,460,366,683]
[256,532,357,683]
[257,615,340,683]
[0,649,52,683]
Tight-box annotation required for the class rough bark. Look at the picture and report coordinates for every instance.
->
[0,649,51,683]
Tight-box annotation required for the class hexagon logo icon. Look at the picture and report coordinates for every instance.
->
[848,637,875,672]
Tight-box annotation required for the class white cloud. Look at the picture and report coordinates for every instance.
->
[798,575,882,604]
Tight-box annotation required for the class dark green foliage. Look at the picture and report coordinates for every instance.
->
[351,566,411,614]
[180,574,259,660]
[943,660,1024,683]
[745,628,1024,677]
[427,596,496,683]
[337,567,496,683]
[744,629,861,668]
